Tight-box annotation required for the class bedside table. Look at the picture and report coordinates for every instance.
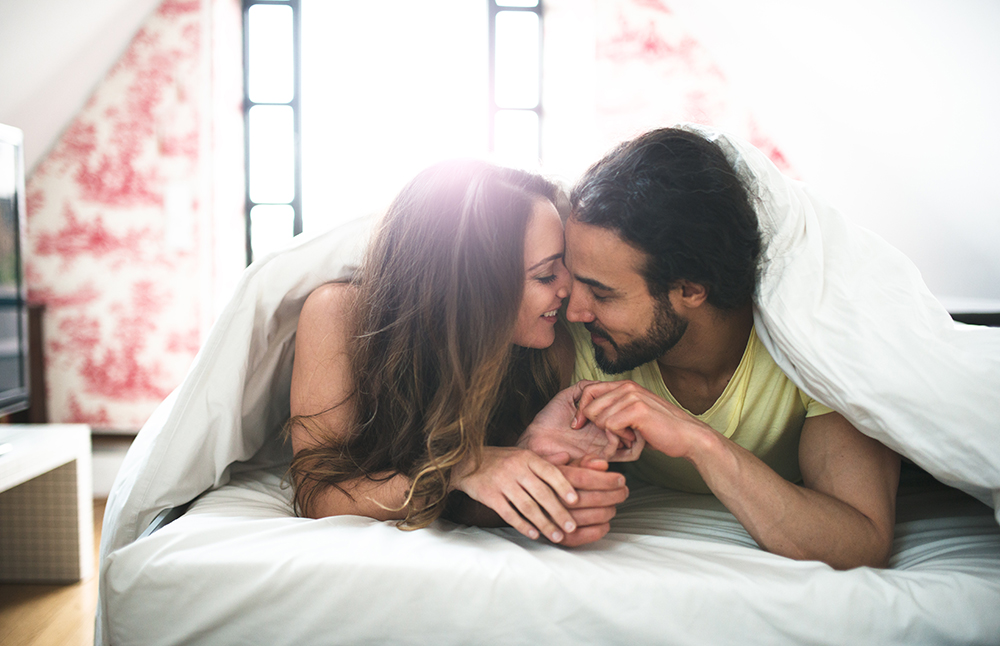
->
[0,424,94,583]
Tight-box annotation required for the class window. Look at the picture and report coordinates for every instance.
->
[242,0,300,263]
[243,1,543,258]
[490,0,543,168]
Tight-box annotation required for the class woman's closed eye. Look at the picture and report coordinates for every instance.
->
[535,274,558,285]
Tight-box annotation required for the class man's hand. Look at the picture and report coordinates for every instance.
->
[572,379,715,460]
[554,456,629,547]
[573,380,901,569]
[519,381,646,463]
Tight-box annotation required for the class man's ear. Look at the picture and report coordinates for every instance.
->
[676,280,709,308]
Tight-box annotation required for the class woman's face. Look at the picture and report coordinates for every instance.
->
[512,198,572,349]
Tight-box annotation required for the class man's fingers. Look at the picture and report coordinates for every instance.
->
[569,505,618,526]
[572,381,628,428]
[558,523,611,547]
[560,463,624,491]
[577,380,655,431]
[573,486,629,509]
[578,455,609,471]
[540,451,571,466]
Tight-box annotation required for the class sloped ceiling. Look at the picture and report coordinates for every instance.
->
[0,0,164,172]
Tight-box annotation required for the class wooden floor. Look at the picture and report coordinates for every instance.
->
[0,499,106,646]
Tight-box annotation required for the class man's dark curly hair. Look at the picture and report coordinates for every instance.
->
[570,128,761,310]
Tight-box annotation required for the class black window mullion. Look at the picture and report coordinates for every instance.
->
[242,0,301,265]
[487,1,544,162]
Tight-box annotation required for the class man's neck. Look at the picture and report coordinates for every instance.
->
[656,303,754,415]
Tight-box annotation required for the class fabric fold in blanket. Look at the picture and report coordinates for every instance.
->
[689,125,1000,512]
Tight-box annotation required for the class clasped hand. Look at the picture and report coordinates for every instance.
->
[454,380,701,547]
[454,447,628,547]
[518,380,646,463]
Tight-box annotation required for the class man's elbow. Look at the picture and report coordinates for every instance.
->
[827,529,895,571]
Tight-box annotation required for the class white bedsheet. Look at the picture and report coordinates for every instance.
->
[96,126,1000,645]
[103,467,1000,645]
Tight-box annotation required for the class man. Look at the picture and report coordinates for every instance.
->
[523,127,901,569]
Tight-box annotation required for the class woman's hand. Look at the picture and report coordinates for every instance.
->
[518,381,645,462]
[453,446,582,543]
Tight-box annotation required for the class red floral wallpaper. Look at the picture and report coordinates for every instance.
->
[593,0,795,175]
[25,0,244,430]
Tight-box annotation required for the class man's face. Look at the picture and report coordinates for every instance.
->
[564,217,687,374]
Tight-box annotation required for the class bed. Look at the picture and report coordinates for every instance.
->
[95,127,1000,645]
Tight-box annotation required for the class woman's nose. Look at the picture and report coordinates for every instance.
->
[556,263,571,299]
[556,276,570,300]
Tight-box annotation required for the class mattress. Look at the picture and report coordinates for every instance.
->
[102,465,1000,646]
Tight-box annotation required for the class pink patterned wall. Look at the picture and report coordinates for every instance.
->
[591,0,795,175]
[25,0,244,431]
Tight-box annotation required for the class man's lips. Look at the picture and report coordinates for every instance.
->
[585,323,614,346]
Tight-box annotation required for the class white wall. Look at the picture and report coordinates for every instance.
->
[5,0,997,307]
[0,0,162,172]
[662,0,1000,306]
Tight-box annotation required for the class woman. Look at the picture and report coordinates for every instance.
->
[286,159,624,545]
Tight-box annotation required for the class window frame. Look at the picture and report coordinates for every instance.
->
[241,0,302,265]
[242,0,544,263]
[488,0,544,160]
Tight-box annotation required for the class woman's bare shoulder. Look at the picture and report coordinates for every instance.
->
[297,283,358,339]
[291,282,358,423]
[302,282,357,318]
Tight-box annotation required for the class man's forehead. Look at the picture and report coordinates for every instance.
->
[564,218,648,288]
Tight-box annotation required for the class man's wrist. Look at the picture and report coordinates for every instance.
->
[681,420,726,468]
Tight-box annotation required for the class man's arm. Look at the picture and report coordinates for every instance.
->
[575,381,900,569]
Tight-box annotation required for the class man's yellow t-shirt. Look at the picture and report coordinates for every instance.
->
[568,321,833,493]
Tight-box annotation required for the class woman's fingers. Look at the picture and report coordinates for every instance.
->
[528,456,579,505]
[525,457,582,534]
[485,495,542,541]
[506,487,566,543]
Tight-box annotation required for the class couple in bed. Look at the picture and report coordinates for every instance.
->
[286,127,901,570]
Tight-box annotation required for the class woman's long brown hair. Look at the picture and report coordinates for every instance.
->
[286,160,563,529]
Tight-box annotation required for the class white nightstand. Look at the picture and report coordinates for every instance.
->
[0,424,94,583]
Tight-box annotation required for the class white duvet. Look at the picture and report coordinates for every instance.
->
[96,127,1000,645]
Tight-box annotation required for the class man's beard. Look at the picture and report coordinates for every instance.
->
[586,296,687,374]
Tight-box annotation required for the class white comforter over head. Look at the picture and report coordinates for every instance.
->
[690,125,1000,511]
[96,127,1000,644]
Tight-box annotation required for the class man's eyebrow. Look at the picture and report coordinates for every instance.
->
[574,275,616,292]
[528,253,563,271]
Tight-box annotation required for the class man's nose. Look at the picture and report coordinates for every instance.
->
[565,289,593,323]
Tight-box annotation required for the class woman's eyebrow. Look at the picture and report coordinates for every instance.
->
[527,253,563,271]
